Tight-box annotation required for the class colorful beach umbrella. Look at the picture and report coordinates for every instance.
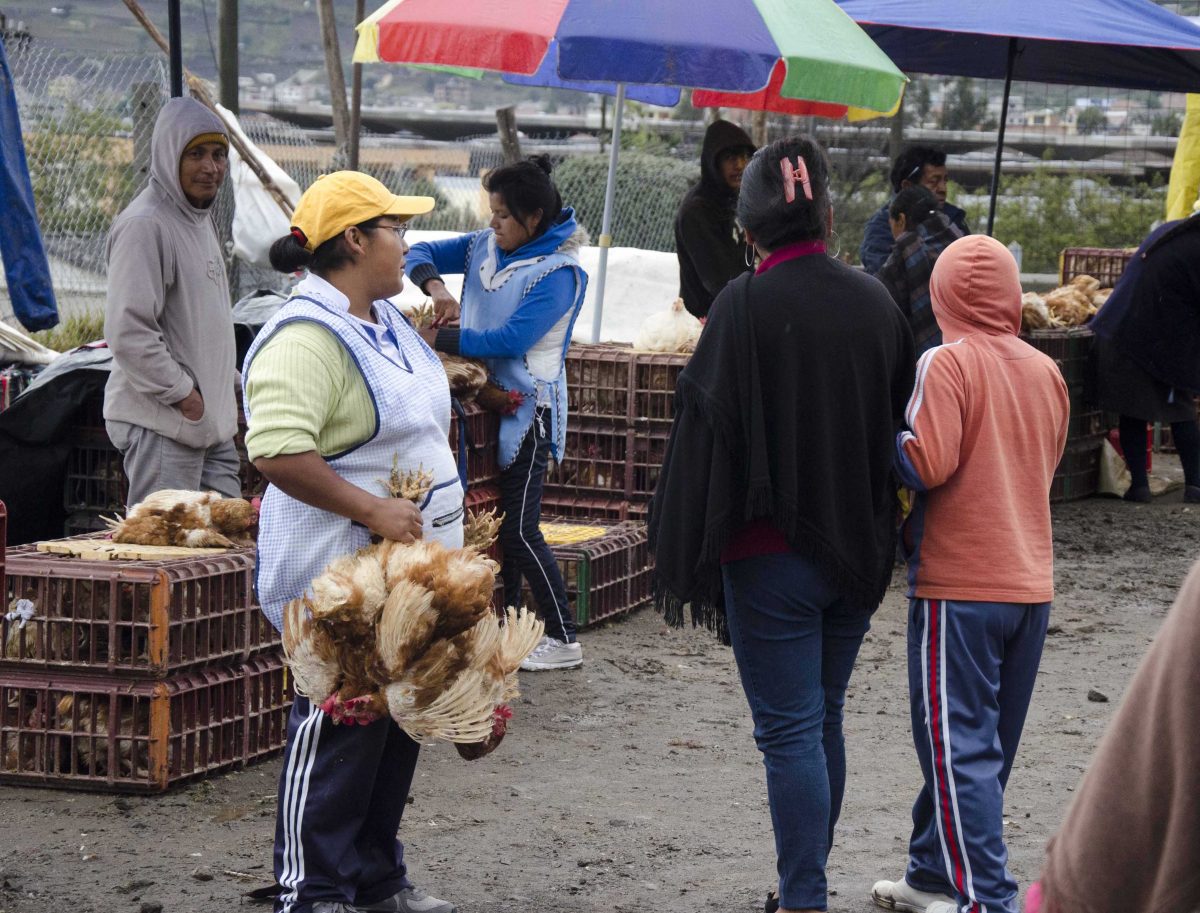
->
[355,0,907,339]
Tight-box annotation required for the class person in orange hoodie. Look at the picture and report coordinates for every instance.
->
[871,235,1069,913]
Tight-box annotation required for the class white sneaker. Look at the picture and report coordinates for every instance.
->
[519,635,583,670]
[870,877,957,913]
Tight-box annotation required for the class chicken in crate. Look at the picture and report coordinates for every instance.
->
[0,652,291,792]
[280,466,540,760]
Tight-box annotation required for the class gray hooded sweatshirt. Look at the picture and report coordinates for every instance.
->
[103,97,236,450]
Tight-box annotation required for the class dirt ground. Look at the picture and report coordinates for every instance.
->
[3,460,1198,913]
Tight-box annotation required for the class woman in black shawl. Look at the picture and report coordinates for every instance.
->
[649,137,914,913]
[1089,213,1200,502]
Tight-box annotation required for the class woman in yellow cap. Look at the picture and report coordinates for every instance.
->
[242,171,459,913]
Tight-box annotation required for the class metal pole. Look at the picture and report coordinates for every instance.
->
[218,0,238,113]
[590,83,625,344]
[987,38,1018,237]
[349,0,364,170]
[168,0,183,97]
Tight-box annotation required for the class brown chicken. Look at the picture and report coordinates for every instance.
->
[106,490,257,548]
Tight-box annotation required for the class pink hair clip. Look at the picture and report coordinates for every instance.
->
[780,156,813,203]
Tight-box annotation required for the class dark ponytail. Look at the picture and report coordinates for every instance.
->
[889,185,938,228]
[268,233,313,273]
[483,154,562,238]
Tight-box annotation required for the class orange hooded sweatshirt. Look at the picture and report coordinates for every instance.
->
[896,235,1069,603]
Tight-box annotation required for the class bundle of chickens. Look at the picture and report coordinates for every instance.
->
[104,489,258,548]
[405,300,523,415]
[282,464,542,758]
[1020,274,1113,333]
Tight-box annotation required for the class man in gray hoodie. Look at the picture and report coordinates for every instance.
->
[103,96,239,504]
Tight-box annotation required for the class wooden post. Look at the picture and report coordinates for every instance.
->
[496,106,522,164]
[888,94,906,164]
[349,0,364,170]
[317,0,351,167]
[131,82,162,185]
[752,109,768,147]
[218,0,238,113]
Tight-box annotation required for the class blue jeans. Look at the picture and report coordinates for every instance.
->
[723,553,873,911]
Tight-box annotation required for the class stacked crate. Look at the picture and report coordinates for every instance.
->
[533,522,653,628]
[544,343,687,522]
[0,542,289,792]
[63,391,266,536]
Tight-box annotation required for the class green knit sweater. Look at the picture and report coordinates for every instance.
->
[244,321,375,461]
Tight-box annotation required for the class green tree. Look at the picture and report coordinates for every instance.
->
[1151,112,1183,136]
[1075,106,1107,135]
[956,169,1164,273]
[939,77,990,131]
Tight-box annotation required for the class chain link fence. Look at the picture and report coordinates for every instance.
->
[1,37,1198,328]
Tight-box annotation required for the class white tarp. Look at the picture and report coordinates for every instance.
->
[217,103,300,272]
[390,230,680,344]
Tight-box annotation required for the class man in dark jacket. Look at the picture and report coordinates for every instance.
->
[859,145,970,274]
[674,119,756,319]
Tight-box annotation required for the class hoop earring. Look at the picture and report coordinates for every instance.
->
[744,243,756,268]
[826,229,842,261]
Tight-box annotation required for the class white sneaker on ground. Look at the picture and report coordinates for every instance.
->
[870,877,957,913]
[519,635,583,670]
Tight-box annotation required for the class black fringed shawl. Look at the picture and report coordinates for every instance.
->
[648,257,915,643]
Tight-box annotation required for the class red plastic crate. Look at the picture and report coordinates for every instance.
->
[1,500,6,616]
[1059,247,1135,288]
[541,490,637,523]
[448,401,501,488]
[546,420,670,502]
[0,651,291,793]
[2,543,279,677]
[565,343,690,426]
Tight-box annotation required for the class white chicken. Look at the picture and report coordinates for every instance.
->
[634,298,702,354]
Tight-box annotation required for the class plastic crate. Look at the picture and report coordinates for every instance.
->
[565,343,636,423]
[533,521,653,628]
[1050,435,1104,503]
[1067,410,1106,443]
[1,500,6,616]
[0,651,291,793]
[63,429,127,512]
[2,543,278,676]
[1060,247,1136,288]
[547,420,670,502]
[1022,328,1096,412]
[565,343,691,426]
[448,401,501,488]
[541,490,638,523]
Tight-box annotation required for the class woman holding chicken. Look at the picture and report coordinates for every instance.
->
[406,155,588,672]
[243,172,459,913]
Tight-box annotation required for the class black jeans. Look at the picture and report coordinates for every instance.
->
[498,407,575,642]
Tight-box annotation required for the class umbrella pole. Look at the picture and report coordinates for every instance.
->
[168,0,183,97]
[590,83,626,344]
[987,38,1017,237]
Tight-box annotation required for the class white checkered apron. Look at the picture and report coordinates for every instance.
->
[244,289,464,631]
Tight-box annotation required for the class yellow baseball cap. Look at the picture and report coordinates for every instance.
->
[290,171,435,252]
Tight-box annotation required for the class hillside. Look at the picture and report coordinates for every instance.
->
[0,0,341,79]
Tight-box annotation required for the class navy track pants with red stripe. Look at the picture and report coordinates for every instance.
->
[904,598,1049,913]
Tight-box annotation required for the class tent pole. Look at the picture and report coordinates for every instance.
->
[590,83,625,344]
[987,37,1017,237]
[168,0,183,97]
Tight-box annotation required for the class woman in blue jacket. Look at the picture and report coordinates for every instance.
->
[407,155,588,671]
